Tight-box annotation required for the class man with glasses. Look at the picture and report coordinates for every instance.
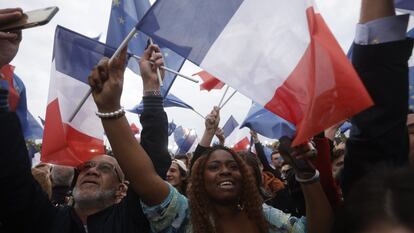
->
[0,13,171,231]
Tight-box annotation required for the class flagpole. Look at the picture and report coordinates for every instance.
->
[220,90,237,109]
[131,55,198,83]
[218,85,229,107]
[192,109,206,120]
[68,27,138,123]
[148,38,163,87]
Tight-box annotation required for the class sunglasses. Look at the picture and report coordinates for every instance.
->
[77,161,122,182]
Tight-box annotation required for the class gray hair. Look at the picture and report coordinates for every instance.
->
[51,165,75,187]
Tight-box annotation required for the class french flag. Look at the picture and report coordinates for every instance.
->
[137,0,373,145]
[41,26,115,166]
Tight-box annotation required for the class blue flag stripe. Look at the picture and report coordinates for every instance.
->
[136,0,244,65]
[54,26,118,85]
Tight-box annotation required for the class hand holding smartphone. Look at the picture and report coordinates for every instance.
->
[0,6,59,32]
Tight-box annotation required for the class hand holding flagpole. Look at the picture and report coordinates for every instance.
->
[148,37,163,87]
[68,27,198,123]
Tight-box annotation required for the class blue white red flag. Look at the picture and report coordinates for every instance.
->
[41,26,113,166]
[168,121,177,136]
[0,65,43,140]
[222,115,239,138]
[232,137,250,152]
[193,70,225,91]
[136,0,373,145]
[129,93,194,114]
[240,102,296,139]
[174,126,197,154]
[106,0,186,96]
[395,0,414,13]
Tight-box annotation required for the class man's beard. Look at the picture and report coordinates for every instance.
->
[72,186,116,211]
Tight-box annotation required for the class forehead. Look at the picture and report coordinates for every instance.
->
[272,152,280,158]
[89,155,117,165]
[170,163,179,169]
[207,149,235,162]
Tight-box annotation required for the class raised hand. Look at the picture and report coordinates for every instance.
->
[278,136,317,180]
[205,106,220,133]
[250,130,259,143]
[139,44,165,92]
[215,127,225,146]
[88,47,127,113]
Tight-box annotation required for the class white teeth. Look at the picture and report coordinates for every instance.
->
[219,181,233,186]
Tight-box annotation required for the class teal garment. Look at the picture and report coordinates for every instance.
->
[142,184,306,233]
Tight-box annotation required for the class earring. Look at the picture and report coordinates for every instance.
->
[237,202,244,211]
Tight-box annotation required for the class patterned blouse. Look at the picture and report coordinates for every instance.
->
[142,184,306,233]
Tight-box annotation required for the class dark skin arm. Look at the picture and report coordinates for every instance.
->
[88,45,169,206]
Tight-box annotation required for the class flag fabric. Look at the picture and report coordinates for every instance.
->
[106,0,186,96]
[232,137,250,152]
[41,26,114,166]
[174,126,197,154]
[222,115,239,138]
[168,121,177,136]
[240,102,296,139]
[136,0,373,145]
[395,0,414,12]
[128,93,194,114]
[193,70,225,91]
[130,123,140,134]
[0,65,43,140]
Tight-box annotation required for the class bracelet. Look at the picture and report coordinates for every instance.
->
[143,90,161,97]
[95,107,125,119]
[295,169,320,185]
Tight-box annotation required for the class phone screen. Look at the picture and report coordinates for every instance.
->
[0,7,59,32]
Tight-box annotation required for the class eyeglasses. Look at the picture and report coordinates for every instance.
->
[77,161,122,182]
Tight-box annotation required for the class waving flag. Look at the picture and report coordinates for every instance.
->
[106,0,186,96]
[395,0,414,12]
[0,65,43,140]
[129,93,194,114]
[222,115,239,138]
[41,26,113,166]
[240,102,296,139]
[168,121,177,136]
[136,0,373,145]
[232,137,250,152]
[193,70,225,91]
[174,126,197,154]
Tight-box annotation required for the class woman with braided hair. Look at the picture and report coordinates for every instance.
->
[87,44,333,233]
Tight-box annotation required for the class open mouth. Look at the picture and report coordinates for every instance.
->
[218,180,235,189]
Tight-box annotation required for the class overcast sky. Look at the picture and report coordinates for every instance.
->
[2,0,365,147]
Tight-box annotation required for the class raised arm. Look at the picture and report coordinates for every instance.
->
[343,0,413,194]
[88,45,169,206]
[139,51,171,180]
[278,137,333,233]
[190,106,220,167]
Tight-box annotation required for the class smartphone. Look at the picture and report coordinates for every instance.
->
[0,6,59,32]
[278,136,316,175]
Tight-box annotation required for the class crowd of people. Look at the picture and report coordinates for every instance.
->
[1,0,414,232]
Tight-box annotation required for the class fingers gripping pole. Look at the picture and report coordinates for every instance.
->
[149,37,163,87]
